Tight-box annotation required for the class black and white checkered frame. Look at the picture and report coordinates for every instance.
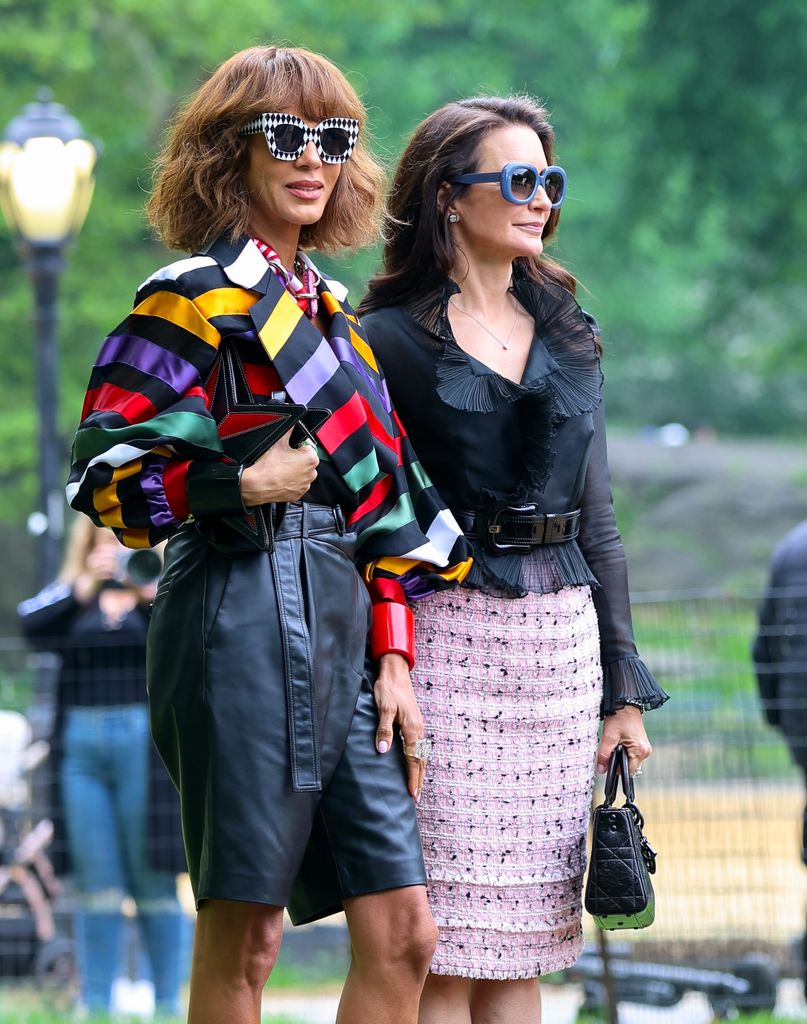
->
[239,113,360,163]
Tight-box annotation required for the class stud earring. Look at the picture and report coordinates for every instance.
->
[448,212,459,223]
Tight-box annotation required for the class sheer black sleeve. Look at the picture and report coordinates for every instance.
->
[576,401,669,717]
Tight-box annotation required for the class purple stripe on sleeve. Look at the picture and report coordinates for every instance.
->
[328,335,392,412]
[396,570,436,602]
[99,333,200,396]
[285,338,340,405]
[140,454,181,530]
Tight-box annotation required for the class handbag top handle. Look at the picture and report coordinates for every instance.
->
[602,744,634,807]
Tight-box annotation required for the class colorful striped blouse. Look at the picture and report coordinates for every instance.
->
[66,234,472,599]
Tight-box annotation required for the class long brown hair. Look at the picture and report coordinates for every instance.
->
[59,517,104,585]
[360,96,577,314]
[147,46,385,254]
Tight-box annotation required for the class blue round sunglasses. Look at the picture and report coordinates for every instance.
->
[452,162,567,208]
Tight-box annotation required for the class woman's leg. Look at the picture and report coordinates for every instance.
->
[113,705,188,1014]
[419,973,472,1024]
[187,899,284,1024]
[60,709,125,1013]
[469,978,541,1024]
[338,886,438,1024]
[134,874,189,1015]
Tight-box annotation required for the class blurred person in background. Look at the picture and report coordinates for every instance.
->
[360,96,668,1023]
[17,517,187,1018]
[754,518,807,996]
[65,45,470,1024]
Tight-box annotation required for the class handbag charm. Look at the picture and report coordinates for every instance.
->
[584,745,657,930]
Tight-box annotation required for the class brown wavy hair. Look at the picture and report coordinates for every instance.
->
[360,95,577,314]
[147,46,385,254]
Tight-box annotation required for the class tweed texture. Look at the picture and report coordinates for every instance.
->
[412,585,602,978]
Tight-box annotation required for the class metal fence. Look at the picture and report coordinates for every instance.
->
[0,589,805,1019]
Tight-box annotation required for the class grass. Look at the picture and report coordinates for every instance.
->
[628,595,797,778]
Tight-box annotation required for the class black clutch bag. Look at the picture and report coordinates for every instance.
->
[210,342,330,550]
[584,744,657,930]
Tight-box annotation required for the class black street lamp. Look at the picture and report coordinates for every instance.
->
[0,89,99,586]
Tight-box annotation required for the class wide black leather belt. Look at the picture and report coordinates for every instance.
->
[456,504,581,555]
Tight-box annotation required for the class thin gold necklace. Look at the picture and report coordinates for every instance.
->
[449,293,520,351]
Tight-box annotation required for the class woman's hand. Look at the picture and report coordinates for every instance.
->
[373,653,427,802]
[596,705,652,778]
[240,431,319,506]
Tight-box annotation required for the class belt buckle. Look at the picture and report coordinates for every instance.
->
[484,503,536,555]
[542,512,560,543]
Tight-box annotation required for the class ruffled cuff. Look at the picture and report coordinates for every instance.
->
[600,655,669,718]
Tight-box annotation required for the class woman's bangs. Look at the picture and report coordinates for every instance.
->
[270,51,362,123]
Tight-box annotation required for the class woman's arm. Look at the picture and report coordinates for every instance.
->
[576,399,669,774]
[17,583,81,651]
[353,310,472,797]
[66,271,244,547]
[577,400,669,716]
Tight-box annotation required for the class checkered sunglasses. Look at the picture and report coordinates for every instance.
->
[239,113,360,164]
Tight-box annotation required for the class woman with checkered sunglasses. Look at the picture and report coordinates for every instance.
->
[67,46,472,1024]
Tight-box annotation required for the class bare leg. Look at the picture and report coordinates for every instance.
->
[419,973,472,1024]
[337,886,438,1024]
[470,978,541,1024]
[187,899,284,1024]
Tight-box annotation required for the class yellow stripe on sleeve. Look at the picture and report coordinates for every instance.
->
[93,459,145,527]
[132,291,221,349]
[363,555,473,585]
[121,528,153,549]
[97,501,125,529]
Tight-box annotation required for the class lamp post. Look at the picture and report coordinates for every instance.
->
[0,90,98,586]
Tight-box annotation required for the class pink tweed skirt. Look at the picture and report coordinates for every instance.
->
[412,585,602,979]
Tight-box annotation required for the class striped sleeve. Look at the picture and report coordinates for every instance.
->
[66,264,241,547]
[353,392,472,602]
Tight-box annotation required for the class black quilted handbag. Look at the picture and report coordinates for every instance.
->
[584,744,657,929]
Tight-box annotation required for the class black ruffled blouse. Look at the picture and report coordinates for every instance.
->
[362,269,668,716]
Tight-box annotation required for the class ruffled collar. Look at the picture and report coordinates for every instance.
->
[402,268,602,418]
[402,267,603,502]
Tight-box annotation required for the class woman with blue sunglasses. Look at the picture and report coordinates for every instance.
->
[360,96,667,1023]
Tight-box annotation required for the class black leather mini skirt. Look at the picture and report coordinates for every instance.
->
[147,502,425,923]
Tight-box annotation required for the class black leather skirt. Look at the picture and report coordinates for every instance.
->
[147,503,426,924]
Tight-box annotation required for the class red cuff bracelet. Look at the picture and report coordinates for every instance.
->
[367,576,406,606]
[370,600,415,669]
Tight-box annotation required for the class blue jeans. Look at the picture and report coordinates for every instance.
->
[61,704,188,1014]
